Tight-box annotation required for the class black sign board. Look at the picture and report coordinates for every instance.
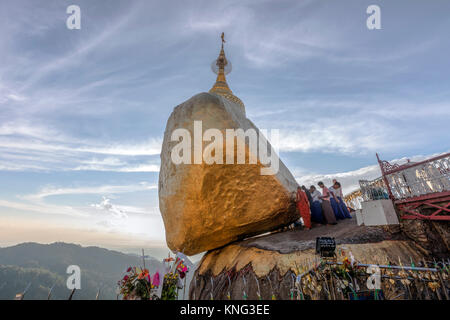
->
[315,237,336,258]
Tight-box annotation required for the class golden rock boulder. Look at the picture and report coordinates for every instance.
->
[158,92,299,255]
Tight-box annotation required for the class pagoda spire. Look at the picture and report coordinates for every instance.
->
[209,33,245,113]
[210,32,232,94]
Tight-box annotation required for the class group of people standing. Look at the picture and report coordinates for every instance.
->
[295,179,352,230]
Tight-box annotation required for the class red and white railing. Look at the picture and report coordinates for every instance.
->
[377,153,450,221]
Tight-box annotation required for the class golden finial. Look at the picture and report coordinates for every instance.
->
[209,33,245,113]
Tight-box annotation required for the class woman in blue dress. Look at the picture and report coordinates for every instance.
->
[329,184,346,220]
[332,180,352,219]
[309,186,325,224]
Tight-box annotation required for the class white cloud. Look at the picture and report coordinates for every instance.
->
[6,93,26,102]
[80,157,126,166]
[25,182,157,201]
[0,199,88,217]
[0,122,162,172]
[276,121,392,155]
[0,136,162,157]
[77,141,162,156]
[256,96,450,155]
[73,158,160,172]
[91,196,128,219]
[0,182,158,221]
[114,164,160,173]
[90,196,158,219]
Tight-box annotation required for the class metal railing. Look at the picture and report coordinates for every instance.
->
[359,177,389,202]
[377,153,450,201]
[293,257,450,300]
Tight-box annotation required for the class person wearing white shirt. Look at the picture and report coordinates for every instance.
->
[310,188,322,203]
[329,184,346,220]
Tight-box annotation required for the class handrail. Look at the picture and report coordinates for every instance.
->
[382,152,449,175]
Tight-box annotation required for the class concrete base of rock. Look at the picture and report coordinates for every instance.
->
[355,209,364,225]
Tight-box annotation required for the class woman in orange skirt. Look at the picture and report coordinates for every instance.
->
[296,186,311,230]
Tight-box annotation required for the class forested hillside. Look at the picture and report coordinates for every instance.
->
[0,242,164,300]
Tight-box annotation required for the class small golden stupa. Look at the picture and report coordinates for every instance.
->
[209,32,245,113]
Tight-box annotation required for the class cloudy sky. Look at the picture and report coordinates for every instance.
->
[0,0,449,255]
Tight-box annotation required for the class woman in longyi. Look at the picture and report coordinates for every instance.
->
[296,186,311,230]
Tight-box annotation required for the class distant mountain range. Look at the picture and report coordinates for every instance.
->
[0,242,166,300]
